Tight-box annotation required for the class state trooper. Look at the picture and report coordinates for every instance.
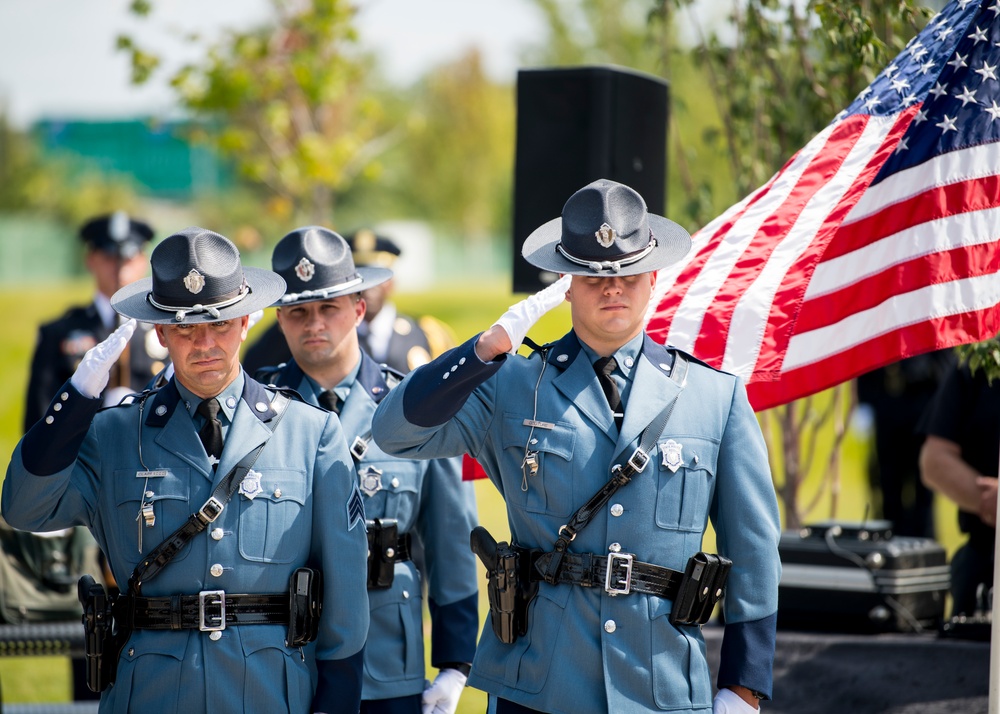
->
[372,179,782,714]
[256,226,479,714]
[24,212,168,430]
[3,227,370,714]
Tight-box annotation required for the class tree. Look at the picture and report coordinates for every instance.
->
[119,0,399,226]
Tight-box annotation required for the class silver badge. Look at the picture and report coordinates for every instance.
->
[295,257,315,282]
[595,222,615,248]
[359,466,383,497]
[184,269,206,294]
[239,469,264,500]
[661,439,684,473]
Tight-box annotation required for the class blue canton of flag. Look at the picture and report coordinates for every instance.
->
[346,482,366,531]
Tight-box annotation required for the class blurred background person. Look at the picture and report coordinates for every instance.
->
[856,350,955,538]
[23,211,167,428]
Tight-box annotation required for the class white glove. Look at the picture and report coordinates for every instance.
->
[247,309,264,331]
[422,668,468,714]
[713,688,760,713]
[493,274,571,353]
[70,319,137,399]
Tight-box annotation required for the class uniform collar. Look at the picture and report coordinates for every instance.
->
[579,332,644,379]
[146,371,279,426]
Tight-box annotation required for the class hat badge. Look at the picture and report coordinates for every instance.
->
[595,223,615,248]
[184,269,206,294]
[295,257,315,282]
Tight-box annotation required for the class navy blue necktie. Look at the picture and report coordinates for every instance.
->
[594,356,623,430]
[318,390,342,414]
[197,398,224,461]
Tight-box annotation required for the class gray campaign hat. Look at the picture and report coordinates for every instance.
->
[271,226,393,306]
[521,178,692,277]
[111,227,286,324]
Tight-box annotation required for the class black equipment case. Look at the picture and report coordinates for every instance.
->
[777,520,949,633]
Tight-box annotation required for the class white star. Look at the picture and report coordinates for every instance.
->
[975,61,999,81]
[937,26,955,42]
[890,77,910,94]
[913,107,929,124]
[911,43,929,61]
[986,100,1000,122]
[969,26,989,44]
[885,63,899,77]
[858,86,873,99]
[936,114,958,133]
[991,2,1000,18]
[864,95,882,111]
[948,53,969,70]
[929,82,948,99]
[955,85,978,106]
[920,60,937,75]
[958,0,976,8]
[894,137,910,154]
[903,93,919,106]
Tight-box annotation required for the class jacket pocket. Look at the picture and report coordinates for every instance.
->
[501,414,577,517]
[114,468,192,562]
[237,470,307,563]
[654,437,718,532]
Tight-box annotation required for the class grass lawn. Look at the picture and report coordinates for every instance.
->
[0,278,965,710]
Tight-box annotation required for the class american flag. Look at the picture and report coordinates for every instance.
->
[645,0,1000,411]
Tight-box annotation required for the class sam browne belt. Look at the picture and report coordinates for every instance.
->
[530,550,684,597]
[128,590,290,631]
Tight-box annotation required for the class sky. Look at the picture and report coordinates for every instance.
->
[0,0,547,128]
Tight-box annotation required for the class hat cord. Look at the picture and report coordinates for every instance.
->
[147,280,251,322]
[556,236,658,274]
[279,275,364,304]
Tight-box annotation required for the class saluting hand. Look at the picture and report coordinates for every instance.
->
[70,319,137,399]
[478,274,571,360]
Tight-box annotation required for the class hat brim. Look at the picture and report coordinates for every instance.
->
[111,267,288,324]
[272,266,394,307]
[521,214,692,277]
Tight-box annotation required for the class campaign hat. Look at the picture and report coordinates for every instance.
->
[271,226,392,306]
[111,227,286,324]
[521,178,692,277]
[79,211,154,260]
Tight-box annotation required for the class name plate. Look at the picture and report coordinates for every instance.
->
[136,470,169,479]
[523,419,554,430]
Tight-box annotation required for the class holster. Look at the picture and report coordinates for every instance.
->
[78,574,129,692]
[470,526,538,644]
[365,518,398,590]
[668,552,732,626]
[286,567,323,647]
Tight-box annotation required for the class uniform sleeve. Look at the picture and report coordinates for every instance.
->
[311,410,370,661]
[23,325,59,432]
[710,377,781,700]
[371,335,505,460]
[416,455,480,666]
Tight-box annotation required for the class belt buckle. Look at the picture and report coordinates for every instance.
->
[198,590,226,632]
[197,497,225,524]
[605,553,634,596]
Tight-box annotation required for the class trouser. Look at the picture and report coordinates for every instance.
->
[950,537,995,617]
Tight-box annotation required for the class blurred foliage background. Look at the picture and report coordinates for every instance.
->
[0,0,969,710]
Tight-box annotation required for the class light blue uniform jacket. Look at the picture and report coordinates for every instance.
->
[258,352,479,701]
[372,331,781,714]
[3,373,370,714]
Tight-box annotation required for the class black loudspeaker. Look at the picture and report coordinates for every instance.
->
[512,65,669,293]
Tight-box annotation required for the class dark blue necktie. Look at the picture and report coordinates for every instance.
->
[594,356,623,430]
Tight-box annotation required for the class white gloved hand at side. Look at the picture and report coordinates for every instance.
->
[70,319,137,398]
[493,274,571,353]
[421,668,468,714]
[713,688,759,713]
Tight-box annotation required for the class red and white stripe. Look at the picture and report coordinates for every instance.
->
[645,103,1000,411]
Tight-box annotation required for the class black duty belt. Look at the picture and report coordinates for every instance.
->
[530,551,684,597]
[127,590,289,631]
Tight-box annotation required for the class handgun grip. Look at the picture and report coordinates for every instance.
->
[470,526,499,572]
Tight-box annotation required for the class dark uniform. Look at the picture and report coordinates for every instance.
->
[23,214,167,430]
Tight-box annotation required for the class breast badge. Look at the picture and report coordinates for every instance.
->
[661,439,684,473]
[359,466,383,496]
[239,469,264,500]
